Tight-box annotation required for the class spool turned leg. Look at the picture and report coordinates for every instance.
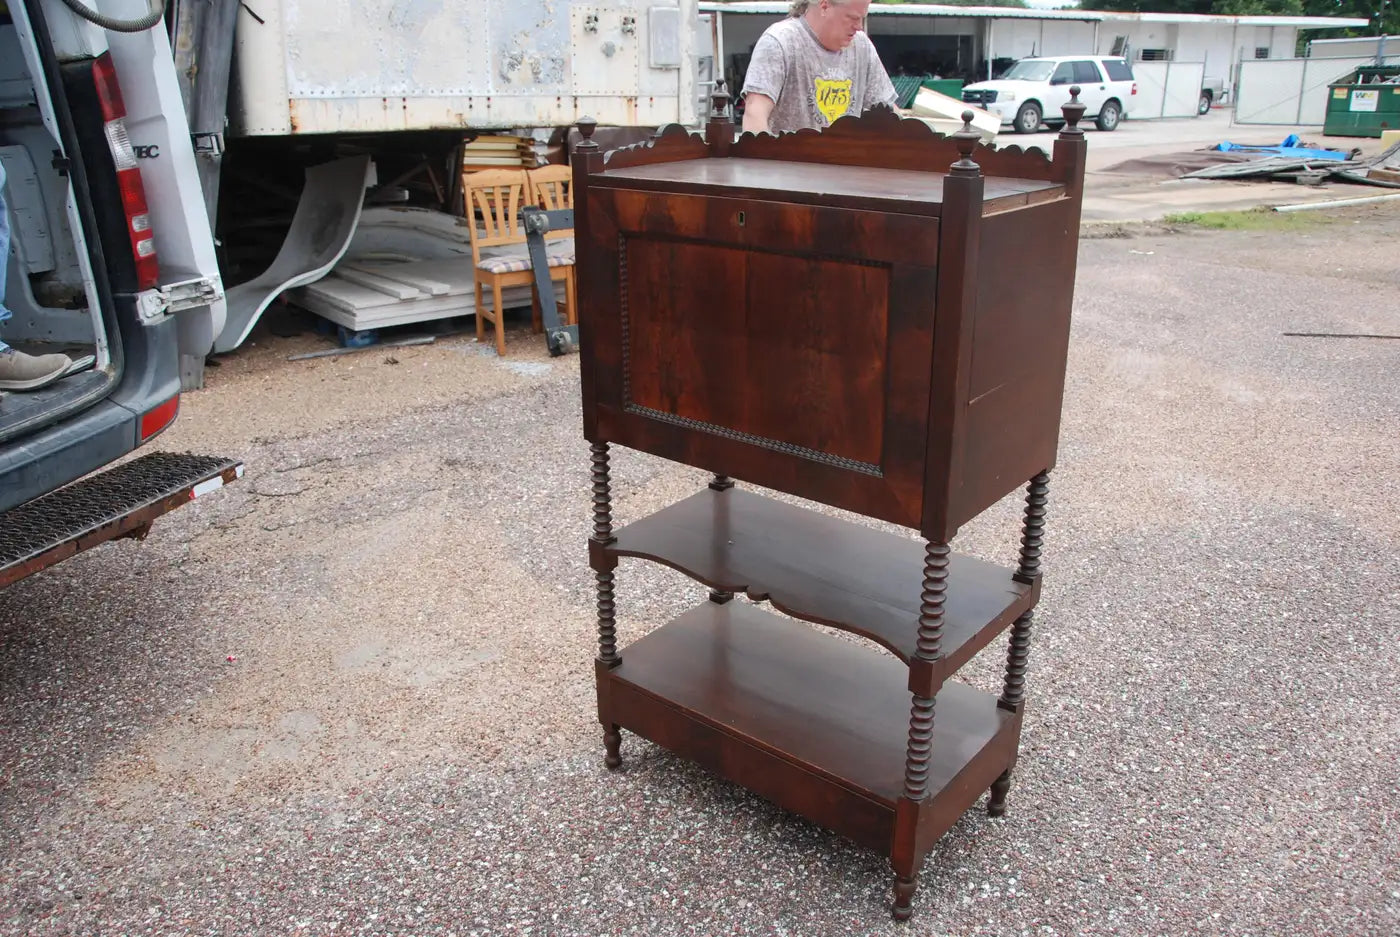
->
[991,471,1049,816]
[592,442,622,768]
[891,541,950,922]
[596,567,617,662]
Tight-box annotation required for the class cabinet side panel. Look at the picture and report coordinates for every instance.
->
[954,200,1076,527]
[624,238,889,468]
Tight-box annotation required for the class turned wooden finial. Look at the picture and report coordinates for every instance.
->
[577,116,599,151]
[951,110,981,176]
[709,79,732,122]
[1060,87,1086,139]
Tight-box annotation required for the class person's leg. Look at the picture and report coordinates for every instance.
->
[0,159,72,392]
[1,159,12,352]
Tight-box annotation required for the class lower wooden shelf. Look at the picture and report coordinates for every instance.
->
[599,598,1021,858]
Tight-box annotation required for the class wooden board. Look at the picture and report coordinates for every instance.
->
[605,600,1018,845]
[605,486,1033,670]
[594,157,1063,217]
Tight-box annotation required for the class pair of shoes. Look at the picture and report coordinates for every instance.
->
[0,348,74,391]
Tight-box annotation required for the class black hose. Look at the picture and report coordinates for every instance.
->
[51,0,166,33]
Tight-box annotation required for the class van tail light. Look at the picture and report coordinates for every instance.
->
[1131,83,1138,95]
[92,52,159,291]
[139,394,180,442]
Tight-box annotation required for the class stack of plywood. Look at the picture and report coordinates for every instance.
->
[288,206,535,334]
[290,257,534,333]
[461,134,538,171]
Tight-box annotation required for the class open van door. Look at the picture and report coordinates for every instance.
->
[1,0,238,587]
[38,0,227,389]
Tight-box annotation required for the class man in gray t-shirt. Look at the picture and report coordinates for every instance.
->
[740,0,897,135]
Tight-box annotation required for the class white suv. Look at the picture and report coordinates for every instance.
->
[961,56,1137,134]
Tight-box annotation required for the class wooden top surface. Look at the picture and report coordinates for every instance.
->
[594,157,1064,215]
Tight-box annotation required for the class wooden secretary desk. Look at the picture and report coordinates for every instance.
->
[572,85,1088,922]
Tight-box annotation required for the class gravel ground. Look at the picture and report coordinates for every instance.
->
[2,206,1398,937]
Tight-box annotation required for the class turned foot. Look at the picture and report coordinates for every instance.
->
[988,769,1012,817]
[892,875,917,921]
[603,726,622,770]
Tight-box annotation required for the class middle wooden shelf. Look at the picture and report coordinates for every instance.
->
[599,485,1037,672]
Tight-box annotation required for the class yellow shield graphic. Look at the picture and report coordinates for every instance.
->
[814,78,853,124]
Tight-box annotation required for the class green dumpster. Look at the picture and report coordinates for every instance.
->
[890,76,965,110]
[921,78,964,101]
[1323,65,1400,138]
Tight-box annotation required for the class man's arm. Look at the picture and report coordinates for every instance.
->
[742,92,776,134]
[860,34,899,111]
[740,31,785,134]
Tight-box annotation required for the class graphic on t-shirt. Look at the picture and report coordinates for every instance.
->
[814,78,853,124]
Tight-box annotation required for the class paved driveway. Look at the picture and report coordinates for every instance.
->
[1009,109,1399,222]
[1,206,1397,936]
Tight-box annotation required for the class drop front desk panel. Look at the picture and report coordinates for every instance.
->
[572,101,1087,922]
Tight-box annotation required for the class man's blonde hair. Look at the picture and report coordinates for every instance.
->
[790,0,849,15]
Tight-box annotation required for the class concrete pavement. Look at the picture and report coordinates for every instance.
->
[2,204,1397,937]
[1006,108,1399,223]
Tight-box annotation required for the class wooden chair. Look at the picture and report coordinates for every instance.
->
[462,168,575,355]
[527,164,577,326]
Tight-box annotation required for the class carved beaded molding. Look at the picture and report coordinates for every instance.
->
[623,404,885,477]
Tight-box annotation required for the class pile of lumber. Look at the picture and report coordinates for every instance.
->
[1182,139,1400,188]
[461,134,538,171]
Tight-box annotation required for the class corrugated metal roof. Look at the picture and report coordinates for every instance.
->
[698,2,1370,28]
[1100,12,1370,27]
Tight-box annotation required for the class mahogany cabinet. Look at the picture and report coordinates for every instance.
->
[572,86,1088,922]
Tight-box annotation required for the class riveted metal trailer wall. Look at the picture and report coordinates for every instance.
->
[228,0,699,136]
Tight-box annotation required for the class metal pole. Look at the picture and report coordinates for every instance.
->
[1274,191,1400,212]
[987,19,994,81]
[1296,50,1306,125]
[1161,60,1168,118]
[1378,0,1390,64]
[716,11,726,94]
[1230,45,1242,126]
